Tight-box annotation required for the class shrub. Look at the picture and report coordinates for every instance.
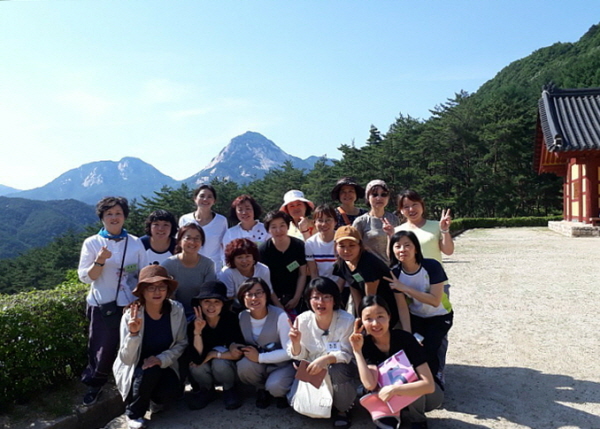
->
[451,216,563,232]
[0,280,88,411]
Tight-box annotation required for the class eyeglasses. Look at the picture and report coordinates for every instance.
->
[244,290,265,299]
[371,192,389,198]
[310,295,334,302]
[146,285,168,293]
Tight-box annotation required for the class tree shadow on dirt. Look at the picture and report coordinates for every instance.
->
[440,364,600,428]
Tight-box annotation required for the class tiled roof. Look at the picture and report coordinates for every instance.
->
[538,86,600,152]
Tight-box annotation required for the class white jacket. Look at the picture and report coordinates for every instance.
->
[112,300,188,399]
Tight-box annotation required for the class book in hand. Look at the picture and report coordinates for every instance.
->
[360,349,421,419]
[295,359,327,389]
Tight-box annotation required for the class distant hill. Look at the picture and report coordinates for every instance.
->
[0,196,97,259]
[10,157,179,205]
[184,131,335,185]
[0,184,19,196]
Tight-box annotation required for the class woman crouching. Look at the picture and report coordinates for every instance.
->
[287,277,357,428]
[113,265,187,429]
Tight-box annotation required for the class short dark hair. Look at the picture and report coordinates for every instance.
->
[388,230,424,267]
[224,238,260,268]
[175,223,206,254]
[263,210,292,230]
[396,189,426,219]
[313,204,337,220]
[358,295,391,318]
[193,184,217,201]
[228,194,262,223]
[237,277,273,308]
[96,196,129,220]
[144,209,178,237]
[304,277,342,311]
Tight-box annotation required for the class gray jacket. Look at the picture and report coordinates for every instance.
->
[112,300,188,399]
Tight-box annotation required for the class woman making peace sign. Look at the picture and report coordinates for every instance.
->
[113,265,187,429]
[350,295,443,429]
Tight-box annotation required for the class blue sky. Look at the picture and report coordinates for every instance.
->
[2,1,600,190]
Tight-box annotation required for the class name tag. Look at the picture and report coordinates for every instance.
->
[327,342,341,352]
[124,264,138,273]
[352,273,364,283]
[286,260,300,272]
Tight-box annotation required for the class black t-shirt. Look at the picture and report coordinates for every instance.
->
[186,310,244,363]
[259,237,306,299]
[362,329,427,369]
[333,251,399,326]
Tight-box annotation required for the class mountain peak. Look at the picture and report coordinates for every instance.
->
[185,131,311,185]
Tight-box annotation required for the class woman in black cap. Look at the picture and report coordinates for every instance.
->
[112,265,187,429]
[187,280,245,411]
[331,177,367,229]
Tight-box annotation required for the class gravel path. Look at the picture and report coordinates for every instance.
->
[104,227,600,429]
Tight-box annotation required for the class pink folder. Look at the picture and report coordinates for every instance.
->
[359,349,421,419]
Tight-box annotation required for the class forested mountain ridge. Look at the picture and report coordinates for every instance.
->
[0,197,96,259]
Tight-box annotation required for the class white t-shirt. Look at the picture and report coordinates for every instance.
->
[222,221,271,252]
[218,262,273,299]
[304,234,339,283]
[179,212,228,272]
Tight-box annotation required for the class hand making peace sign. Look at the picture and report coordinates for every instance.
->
[439,208,452,231]
[128,304,142,335]
[193,306,206,335]
[349,318,365,353]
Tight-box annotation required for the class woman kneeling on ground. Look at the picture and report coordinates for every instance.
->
[186,280,244,411]
[236,278,295,409]
[287,277,357,429]
[113,265,187,429]
[350,295,442,429]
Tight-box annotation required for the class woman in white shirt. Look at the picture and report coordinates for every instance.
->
[287,277,357,428]
[78,196,148,406]
[222,194,270,251]
[178,185,228,272]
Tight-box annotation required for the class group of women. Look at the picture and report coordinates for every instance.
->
[78,178,455,429]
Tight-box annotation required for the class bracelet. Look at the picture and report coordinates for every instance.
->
[194,333,202,337]
[300,230,309,233]
[129,331,139,336]
[94,261,105,267]
[217,351,222,359]
[440,229,450,234]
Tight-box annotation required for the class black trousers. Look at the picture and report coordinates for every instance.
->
[126,365,180,419]
[410,311,453,378]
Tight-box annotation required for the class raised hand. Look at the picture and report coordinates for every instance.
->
[288,317,301,345]
[382,217,395,237]
[349,318,365,352]
[193,306,206,335]
[383,271,407,293]
[96,245,112,263]
[128,304,142,335]
[298,216,313,234]
[439,208,452,231]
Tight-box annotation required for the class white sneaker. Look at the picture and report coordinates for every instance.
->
[127,417,146,429]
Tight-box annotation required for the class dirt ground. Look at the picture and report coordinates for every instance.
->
[99,227,600,429]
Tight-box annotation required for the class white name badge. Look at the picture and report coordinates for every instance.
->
[327,342,341,352]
